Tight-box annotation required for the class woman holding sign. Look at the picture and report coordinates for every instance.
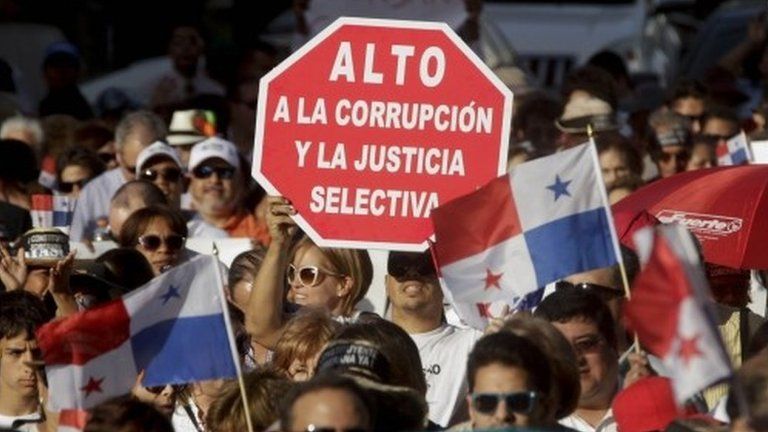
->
[244,196,373,356]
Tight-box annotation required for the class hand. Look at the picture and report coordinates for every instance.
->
[266,196,298,247]
[623,351,654,388]
[46,252,76,295]
[483,305,511,335]
[0,244,27,291]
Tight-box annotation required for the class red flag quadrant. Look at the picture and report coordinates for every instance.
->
[625,225,732,405]
[431,142,619,329]
[37,255,238,410]
[253,17,512,250]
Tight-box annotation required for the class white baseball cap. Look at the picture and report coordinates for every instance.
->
[188,137,240,172]
[135,141,182,175]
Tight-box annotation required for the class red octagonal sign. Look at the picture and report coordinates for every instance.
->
[253,17,513,251]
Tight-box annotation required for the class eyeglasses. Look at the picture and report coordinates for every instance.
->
[658,149,690,163]
[146,383,188,395]
[58,179,87,193]
[555,280,624,301]
[571,335,605,355]
[471,391,539,415]
[139,167,183,183]
[192,165,236,180]
[387,253,436,282]
[287,264,345,288]
[98,152,116,164]
[137,234,186,251]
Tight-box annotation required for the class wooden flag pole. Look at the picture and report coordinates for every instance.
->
[587,123,639,352]
[212,247,255,432]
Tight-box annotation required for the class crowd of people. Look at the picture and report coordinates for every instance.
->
[1,3,768,432]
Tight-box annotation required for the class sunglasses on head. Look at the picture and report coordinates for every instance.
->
[58,179,87,193]
[555,280,624,301]
[139,167,183,183]
[387,253,436,282]
[145,383,188,395]
[192,165,235,180]
[287,264,345,288]
[138,234,185,251]
[471,391,538,415]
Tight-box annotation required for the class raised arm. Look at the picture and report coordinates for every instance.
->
[244,196,297,348]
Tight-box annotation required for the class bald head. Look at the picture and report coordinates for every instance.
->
[109,180,168,238]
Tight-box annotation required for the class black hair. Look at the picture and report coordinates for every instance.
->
[279,372,372,432]
[667,78,708,105]
[85,395,173,432]
[561,66,619,110]
[56,146,107,183]
[466,332,552,395]
[534,288,618,350]
[587,51,630,87]
[0,290,51,340]
[595,131,643,177]
[701,105,740,129]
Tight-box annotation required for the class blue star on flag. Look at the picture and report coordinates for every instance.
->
[159,285,181,305]
[546,175,572,201]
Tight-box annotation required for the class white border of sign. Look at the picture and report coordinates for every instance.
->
[252,16,513,251]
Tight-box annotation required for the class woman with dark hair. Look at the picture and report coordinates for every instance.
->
[595,131,643,190]
[118,205,189,276]
[56,146,106,198]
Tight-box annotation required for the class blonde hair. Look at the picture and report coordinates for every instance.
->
[205,367,293,432]
[272,308,339,376]
[290,236,373,316]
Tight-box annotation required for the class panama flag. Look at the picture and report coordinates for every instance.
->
[716,131,752,166]
[37,255,239,410]
[625,224,732,405]
[431,142,620,328]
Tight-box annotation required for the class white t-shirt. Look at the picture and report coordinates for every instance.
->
[0,411,43,431]
[70,168,126,241]
[559,409,617,432]
[186,215,229,238]
[410,323,482,428]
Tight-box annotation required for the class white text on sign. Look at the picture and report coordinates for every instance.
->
[329,42,446,87]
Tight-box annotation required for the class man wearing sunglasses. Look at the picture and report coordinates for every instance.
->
[385,251,482,428]
[70,111,167,242]
[464,332,556,430]
[535,288,621,432]
[188,138,269,245]
[647,111,692,180]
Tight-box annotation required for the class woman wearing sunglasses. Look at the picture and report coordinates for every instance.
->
[118,205,189,276]
[56,147,106,198]
[245,196,373,351]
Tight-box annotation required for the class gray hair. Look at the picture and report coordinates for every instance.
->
[0,115,44,153]
[114,111,166,151]
[110,180,167,210]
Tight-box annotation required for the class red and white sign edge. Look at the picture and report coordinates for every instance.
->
[252,16,514,251]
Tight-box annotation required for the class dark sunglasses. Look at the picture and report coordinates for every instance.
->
[658,149,690,163]
[137,234,185,251]
[139,167,183,183]
[471,391,538,415]
[287,264,345,288]
[555,280,624,301]
[146,383,188,395]
[192,165,235,180]
[98,152,116,164]
[58,179,87,193]
[387,253,436,282]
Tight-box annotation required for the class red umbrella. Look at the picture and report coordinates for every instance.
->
[613,165,768,270]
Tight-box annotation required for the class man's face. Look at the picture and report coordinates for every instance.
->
[702,117,739,142]
[551,317,618,409]
[598,149,630,189]
[290,388,369,432]
[190,159,238,220]
[139,159,183,209]
[672,97,705,133]
[0,331,40,400]
[469,362,544,429]
[385,272,443,317]
[657,145,690,178]
[169,27,204,74]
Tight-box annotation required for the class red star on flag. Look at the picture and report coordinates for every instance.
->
[484,268,503,290]
[476,302,492,318]
[677,334,702,367]
[81,376,104,397]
